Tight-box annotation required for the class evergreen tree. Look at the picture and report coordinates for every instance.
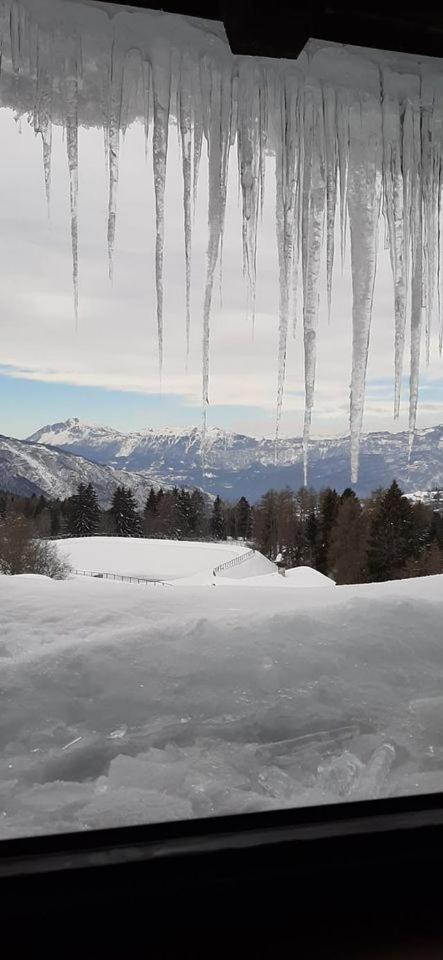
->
[210,495,226,539]
[367,480,415,581]
[0,492,7,521]
[110,486,142,537]
[329,496,368,584]
[176,488,192,537]
[50,507,61,538]
[67,483,100,537]
[305,510,320,566]
[189,489,207,538]
[236,496,252,540]
[145,487,158,519]
[253,490,280,559]
[144,487,158,536]
[341,487,358,502]
[316,488,340,573]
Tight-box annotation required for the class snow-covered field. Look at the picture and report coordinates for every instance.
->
[1,567,443,839]
[56,536,262,581]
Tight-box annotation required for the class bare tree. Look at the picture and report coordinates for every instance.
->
[0,518,71,579]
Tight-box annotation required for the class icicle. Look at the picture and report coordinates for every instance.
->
[152,52,172,377]
[178,53,193,363]
[34,33,53,217]
[64,47,80,327]
[322,84,338,324]
[259,82,268,219]
[381,70,414,419]
[274,81,291,458]
[142,59,152,161]
[409,218,423,457]
[237,62,261,332]
[9,1,20,78]
[301,84,326,484]
[106,41,124,283]
[348,95,382,483]
[274,71,304,459]
[201,63,232,436]
[408,103,425,457]
[337,90,350,270]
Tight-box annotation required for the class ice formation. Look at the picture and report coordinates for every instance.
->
[0,0,442,480]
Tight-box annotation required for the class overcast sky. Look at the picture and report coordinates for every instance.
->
[0,99,442,441]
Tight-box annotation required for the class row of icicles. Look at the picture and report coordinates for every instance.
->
[3,0,443,482]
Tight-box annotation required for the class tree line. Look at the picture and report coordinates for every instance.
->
[1,479,443,584]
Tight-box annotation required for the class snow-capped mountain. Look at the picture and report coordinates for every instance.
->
[27,418,443,500]
[0,434,166,507]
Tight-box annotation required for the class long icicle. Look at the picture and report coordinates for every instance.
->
[107,40,124,283]
[178,53,193,364]
[274,78,291,461]
[408,97,424,457]
[201,62,232,449]
[323,84,337,325]
[65,45,79,327]
[152,52,172,378]
[237,61,261,334]
[381,70,409,419]
[302,84,326,486]
[34,31,52,217]
[348,94,382,484]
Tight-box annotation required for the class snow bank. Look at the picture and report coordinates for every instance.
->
[285,566,336,588]
[56,536,250,581]
[1,572,443,839]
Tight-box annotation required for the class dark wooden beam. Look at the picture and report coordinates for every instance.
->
[100,0,443,60]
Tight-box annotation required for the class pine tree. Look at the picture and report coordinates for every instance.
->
[316,488,340,573]
[305,510,319,567]
[50,507,61,537]
[144,487,158,536]
[253,490,279,558]
[210,495,226,539]
[367,480,415,581]
[67,483,100,537]
[189,489,206,538]
[236,496,252,540]
[329,496,368,584]
[145,487,158,519]
[110,486,142,537]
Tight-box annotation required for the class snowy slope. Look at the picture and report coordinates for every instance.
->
[0,434,166,507]
[1,571,443,838]
[27,418,443,499]
[58,536,252,581]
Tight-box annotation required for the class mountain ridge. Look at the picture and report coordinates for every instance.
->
[0,433,168,507]
[26,418,443,500]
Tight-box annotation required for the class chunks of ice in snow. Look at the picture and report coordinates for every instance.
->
[317,751,363,797]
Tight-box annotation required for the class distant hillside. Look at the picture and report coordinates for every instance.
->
[0,434,167,507]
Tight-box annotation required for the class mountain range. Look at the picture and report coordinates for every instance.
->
[12,417,443,501]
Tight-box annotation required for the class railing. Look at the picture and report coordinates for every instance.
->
[213,549,255,576]
[74,569,171,587]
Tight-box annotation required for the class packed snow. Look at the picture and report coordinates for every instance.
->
[285,566,335,587]
[1,569,443,839]
[0,1,442,479]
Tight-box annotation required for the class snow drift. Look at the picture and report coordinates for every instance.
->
[0,0,442,481]
[1,571,443,838]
